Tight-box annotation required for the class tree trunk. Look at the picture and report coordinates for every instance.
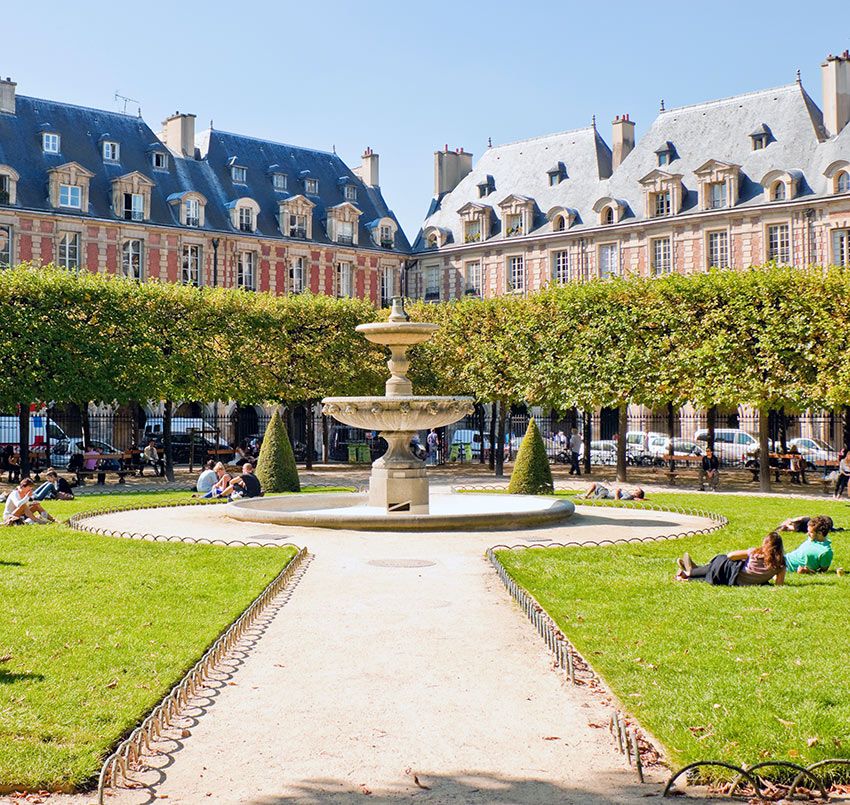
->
[495,401,507,478]
[305,401,314,470]
[758,406,771,493]
[477,403,486,464]
[18,402,30,479]
[842,405,850,452]
[583,409,592,474]
[616,403,628,483]
[707,405,716,451]
[80,403,91,449]
[163,399,174,482]
[779,407,788,453]
[488,402,497,471]
[666,401,676,474]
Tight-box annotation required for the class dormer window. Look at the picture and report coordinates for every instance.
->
[0,175,9,205]
[380,224,394,248]
[344,184,357,202]
[168,190,207,228]
[59,184,82,209]
[289,214,307,238]
[0,166,19,206]
[42,132,60,154]
[229,198,260,233]
[279,195,315,240]
[655,142,676,167]
[464,220,481,243]
[477,175,495,198]
[761,170,797,203]
[232,165,247,184]
[272,173,287,191]
[505,213,523,237]
[186,198,200,227]
[305,177,319,195]
[694,160,740,211]
[152,151,168,170]
[639,171,683,219]
[652,190,671,218]
[102,141,120,162]
[603,207,614,225]
[123,193,144,221]
[750,124,772,151]
[838,172,850,194]
[337,220,354,244]
[498,194,533,239]
[547,206,576,233]
[478,184,488,198]
[771,181,786,201]
[708,182,727,209]
[327,201,361,245]
[547,162,566,186]
[239,207,254,232]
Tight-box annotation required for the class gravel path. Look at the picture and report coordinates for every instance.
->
[59,499,717,805]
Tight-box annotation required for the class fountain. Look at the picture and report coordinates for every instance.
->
[226,298,574,531]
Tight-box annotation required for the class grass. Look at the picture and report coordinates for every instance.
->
[497,493,850,777]
[0,490,300,791]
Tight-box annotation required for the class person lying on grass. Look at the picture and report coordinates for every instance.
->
[3,478,57,525]
[676,531,786,586]
[584,482,645,501]
[778,514,835,574]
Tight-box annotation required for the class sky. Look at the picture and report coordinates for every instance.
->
[3,1,847,238]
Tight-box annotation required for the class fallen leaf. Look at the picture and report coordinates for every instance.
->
[105,680,118,689]
[181,729,191,738]
[543,736,560,740]
[807,736,819,747]
[776,717,795,728]
[359,784,372,795]
[0,654,12,663]
[788,749,800,758]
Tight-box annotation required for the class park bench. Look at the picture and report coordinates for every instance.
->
[73,452,133,486]
[660,453,702,484]
[746,453,810,485]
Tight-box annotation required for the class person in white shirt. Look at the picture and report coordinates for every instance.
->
[834,449,850,499]
[142,440,164,476]
[3,478,56,525]
[196,460,218,494]
[569,427,583,476]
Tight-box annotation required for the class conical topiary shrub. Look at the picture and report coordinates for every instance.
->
[255,409,301,493]
[507,418,554,495]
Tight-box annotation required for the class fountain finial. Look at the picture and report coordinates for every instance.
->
[388,296,409,323]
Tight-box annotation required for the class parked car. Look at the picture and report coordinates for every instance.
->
[240,432,319,463]
[449,428,504,461]
[694,428,758,464]
[146,433,223,465]
[51,437,122,469]
[646,435,702,460]
[787,437,837,468]
[589,439,617,465]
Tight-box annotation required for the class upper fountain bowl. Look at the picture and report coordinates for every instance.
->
[355,321,438,348]
[322,395,474,432]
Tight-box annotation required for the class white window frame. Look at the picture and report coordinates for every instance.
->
[59,184,82,209]
[465,260,482,295]
[380,267,394,305]
[124,192,144,221]
[289,213,307,238]
[231,165,247,184]
[152,151,168,170]
[706,229,730,270]
[185,198,200,227]
[336,261,352,297]
[272,173,287,191]
[42,132,60,153]
[651,237,672,275]
[305,178,319,195]
[766,222,791,264]
[505,213,524,238]
[122,239,143,280]
[344,184,357,202]
[102,141,120,161]
[838,172,850,194]
[238,206,254,233]
[336,219,354,245]
[0,225,11,267]
[832,229,850,267]
[58,232,80,270]
[424,265,440,300]
[507,254,525,292]
[652,190,671,218]
[238,251,256,291]
[379,224,394,247]
[464,219,481,243]
[708,181,727,210]
[771,181,787,202]
[598,243,619,279]
[290,256,305,293]
[181,244,202,286]
[552,250,570,284]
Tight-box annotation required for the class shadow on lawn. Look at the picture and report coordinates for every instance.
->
[0,670,44,684]
[0,560,22,566]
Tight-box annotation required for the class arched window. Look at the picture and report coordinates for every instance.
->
[838,171,850,194]
[771,181,786,201]
[603,207,614,225]
[554,214,566,232]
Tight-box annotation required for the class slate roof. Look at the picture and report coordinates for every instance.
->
[0,95,409,252]
[414,81,839,253]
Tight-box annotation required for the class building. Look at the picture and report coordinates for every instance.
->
[0,79,409,302]
[410,51,850,299]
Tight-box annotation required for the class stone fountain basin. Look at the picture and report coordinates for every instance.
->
[226,492,575,532]
[355,321,438,346]
[322,395,474,432]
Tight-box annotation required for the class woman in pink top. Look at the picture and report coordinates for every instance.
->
[676,532,786,586]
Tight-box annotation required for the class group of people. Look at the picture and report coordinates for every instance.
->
[194,460,262,500]
[1,468,74,525]
[675,514,839,587]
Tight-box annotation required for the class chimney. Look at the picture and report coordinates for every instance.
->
[434,145,473,196]
[0,76,16,115]
[611,114,635,170]
[161,111,197,158]
[359,146,379,187]
[822,51,850,137]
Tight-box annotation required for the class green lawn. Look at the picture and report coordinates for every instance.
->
[497,493,850,777]
[0,491,299,791]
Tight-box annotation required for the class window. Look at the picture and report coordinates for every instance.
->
[553,214,567,232]
[123,193,144,221]
[336,220,354,245]
[122,239,143,280]
[599,243,618,278]
[837,172,850,194]
[379,224,394,248]
[603,207,615,225]
[344,185,357,202]
[505,213,523,237]
[0,175,9,205]
[289,213,307,238]
[549,173,559,187]
[0,225,10,267]
[290,256,305,293]
[231,166,247,184]
[237,251,256,291]
[102,141,120,161]
[272,173,287,191]
[552,251,569,284]
[652,191,671,218]
[465,261,482,295]
[508,255,525,292]
[767,223,790,264]
[185,198,200,227]
[651,237,671,275]
[708,182,727,209]
[707,231,729,269]
[464,220,481,243]
[238,206,254,232]
[336,261,352,297]
[152,151,168,170]
[59,184,82,209]
[478,184,488,198]
[42,132,60,153]
[425,265,440,301]
[833,230,850,266]
[181,244,201,286]
[305,178,319,195]
[380,267,394,306]
[58,232,79,270]
[771,182,786,201]
[658,151,670,167]
[752,134,768,150]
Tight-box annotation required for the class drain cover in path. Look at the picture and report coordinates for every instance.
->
[367,559,437,568]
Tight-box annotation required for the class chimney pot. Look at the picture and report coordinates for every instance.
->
[611,114,636,170]
[162,111,197,158]
[822,51,850,136]
[0,75,16,115]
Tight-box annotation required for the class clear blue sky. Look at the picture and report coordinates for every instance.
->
[4,1,846,238]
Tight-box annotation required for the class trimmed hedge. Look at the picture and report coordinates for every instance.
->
[507,418,553,494]
[255,409,300,493]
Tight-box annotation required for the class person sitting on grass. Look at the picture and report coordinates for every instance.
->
[3,478,57,525]
[33,468,75,501]
[777,514,843,535]
[221,463,263,501]
[199,462,232,499]
[780,514,834,574]
[584,482,645,501]
[676,531,785,586]
[195,460,217,495]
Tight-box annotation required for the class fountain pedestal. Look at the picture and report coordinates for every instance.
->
[369,430,428,513]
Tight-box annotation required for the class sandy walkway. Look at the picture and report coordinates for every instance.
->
[69,501,713,804]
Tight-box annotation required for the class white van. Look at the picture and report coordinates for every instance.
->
[0,414,69,448]
[694,428,758,464]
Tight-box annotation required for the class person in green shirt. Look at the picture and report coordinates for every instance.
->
[783,515,834,574]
